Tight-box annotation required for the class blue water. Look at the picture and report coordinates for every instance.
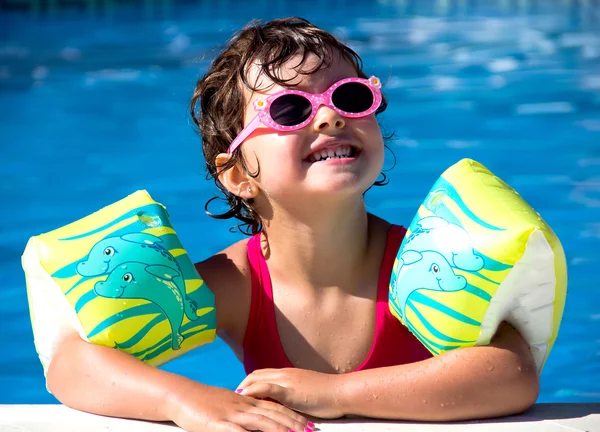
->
[1,0,599,405]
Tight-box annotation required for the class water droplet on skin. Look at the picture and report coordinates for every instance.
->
[517,366,522,372]
[487,365,495,371]
[422,399,428,404]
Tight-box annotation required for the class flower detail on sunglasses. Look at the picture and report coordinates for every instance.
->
[369,76,381,88]
[254,98,268,111]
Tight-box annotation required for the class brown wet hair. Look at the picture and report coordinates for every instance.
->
[190,17,390,235]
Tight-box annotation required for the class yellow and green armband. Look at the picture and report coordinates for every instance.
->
[389,159,567,372]
[22,190,216,373]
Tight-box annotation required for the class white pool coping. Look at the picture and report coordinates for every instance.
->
[0,403,599,432]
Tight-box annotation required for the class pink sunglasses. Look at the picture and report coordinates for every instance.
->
[227,76,382,154]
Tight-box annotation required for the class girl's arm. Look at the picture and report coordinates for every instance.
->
[238,322,539,421]
[337,322,539,420]
[47,331,192,421]
[46,319,310,432]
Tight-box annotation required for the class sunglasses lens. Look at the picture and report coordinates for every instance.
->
[270,94,313,127]
[332,82,374,113]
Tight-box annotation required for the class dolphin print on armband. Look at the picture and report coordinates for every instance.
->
[76,232,181,277]
[404,216,484,272]
[76,232,201,350]
[94,262,197,350]
[391,250,467,320]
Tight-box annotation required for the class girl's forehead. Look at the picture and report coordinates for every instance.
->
[245,52,358,95]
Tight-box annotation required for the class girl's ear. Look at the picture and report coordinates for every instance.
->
[214,153,258,200]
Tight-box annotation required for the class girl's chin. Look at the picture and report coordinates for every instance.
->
[304,177,375,196]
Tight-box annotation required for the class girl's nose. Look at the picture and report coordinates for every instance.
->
[312,105,345,131]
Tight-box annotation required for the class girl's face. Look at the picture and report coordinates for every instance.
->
[238,53,385,208]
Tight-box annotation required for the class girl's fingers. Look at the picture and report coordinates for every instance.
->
[233,411,301,432]
[237,368,282,390]
[247,406,308,432]
[214,424,247,432]
[241,382,286,402]
[256,398,309,424]
[236,377,254,391]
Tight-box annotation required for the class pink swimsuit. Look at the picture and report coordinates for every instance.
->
[242,224,432,374]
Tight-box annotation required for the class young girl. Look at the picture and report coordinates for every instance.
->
[47,17,539,432]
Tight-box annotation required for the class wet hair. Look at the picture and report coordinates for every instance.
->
[190,17,389,235]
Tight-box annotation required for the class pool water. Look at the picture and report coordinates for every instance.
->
[1,0,599,404]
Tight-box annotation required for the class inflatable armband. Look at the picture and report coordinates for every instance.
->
[22,190,216,373]
[389,159,567,372]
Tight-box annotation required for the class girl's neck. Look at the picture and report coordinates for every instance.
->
[259,197,375,294]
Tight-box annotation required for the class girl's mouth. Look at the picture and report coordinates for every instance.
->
[305,145,360,163]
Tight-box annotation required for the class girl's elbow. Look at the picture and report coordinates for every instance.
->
[492,323,540,414]
[522,369,540,409]
[506,367,540,415]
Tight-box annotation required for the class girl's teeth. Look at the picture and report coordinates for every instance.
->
[310,146,353,162]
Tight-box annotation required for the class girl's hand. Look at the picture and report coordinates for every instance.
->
[167,381,312,432]
[237,368,344,419]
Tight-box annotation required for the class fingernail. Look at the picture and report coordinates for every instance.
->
[307,421,315,428]
[305,428,313,432]
[236,389,243,393]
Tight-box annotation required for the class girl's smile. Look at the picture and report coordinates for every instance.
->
[303,139,361,164]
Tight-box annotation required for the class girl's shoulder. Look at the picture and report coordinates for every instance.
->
[194,238,252,346]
